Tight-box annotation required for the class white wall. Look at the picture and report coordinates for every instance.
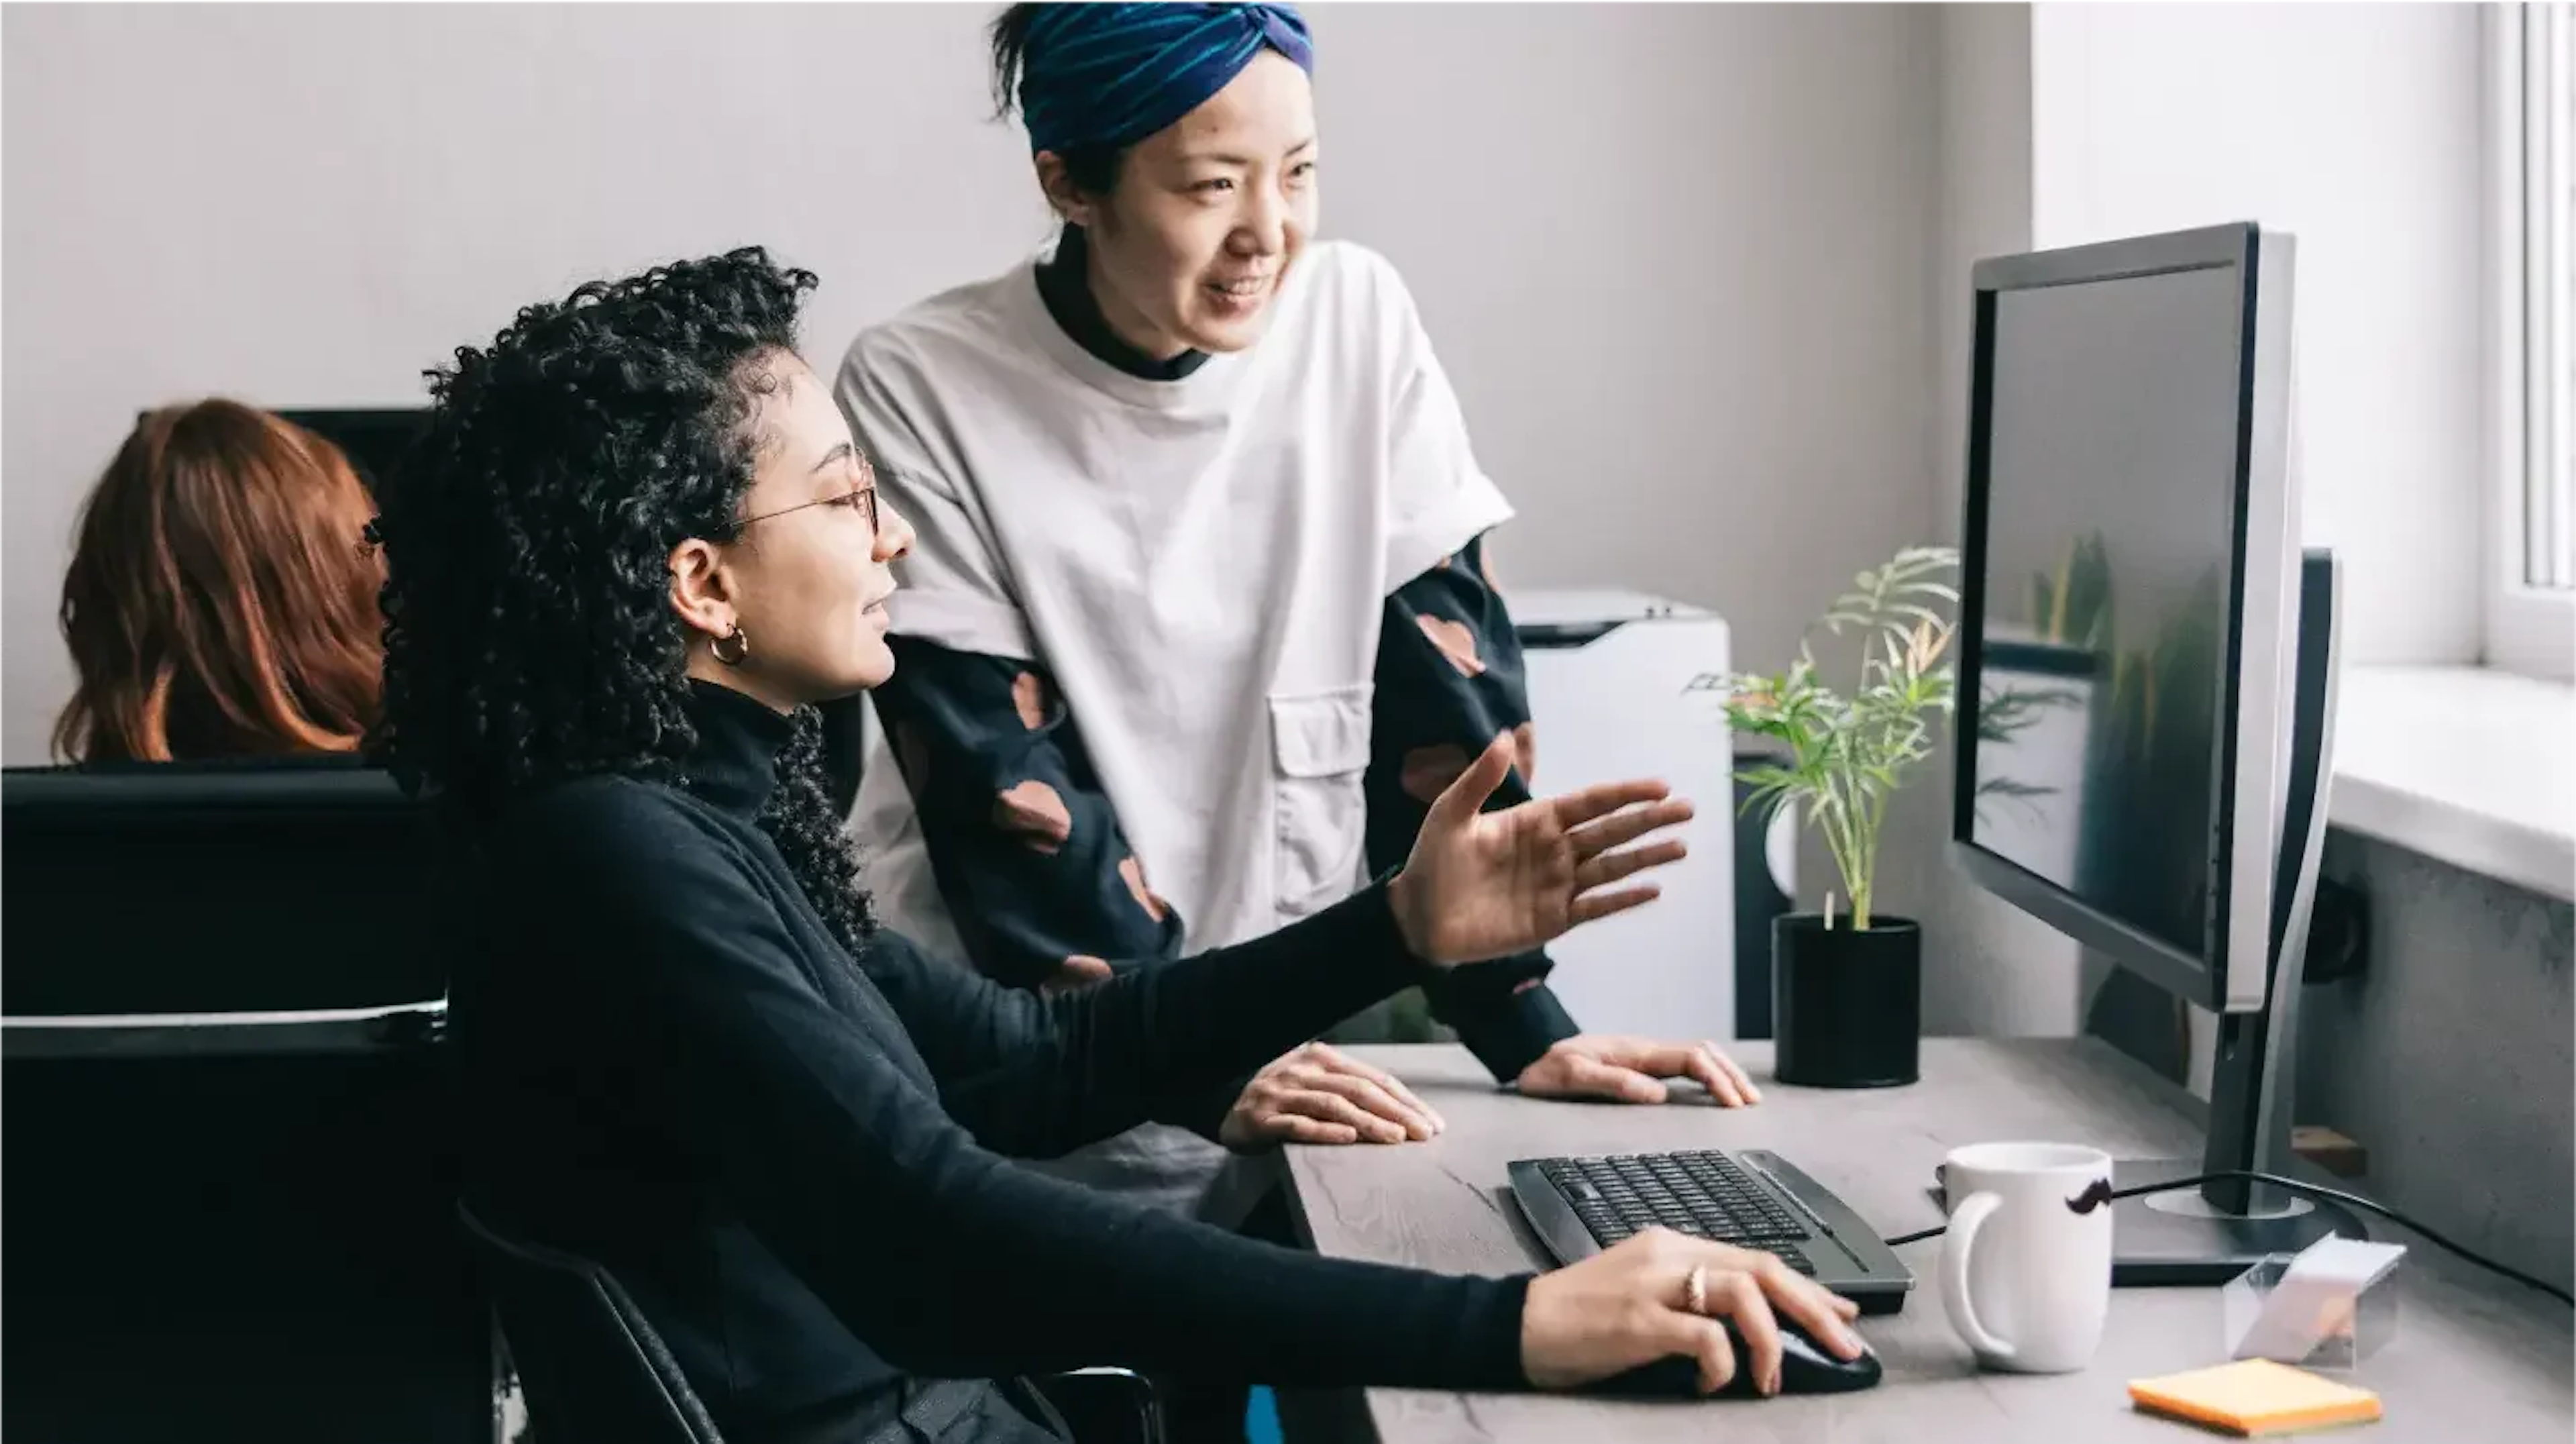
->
[1,3,1030,762]
[2028,1,2489,670]
[1887,1,2090,1041]
[1911,3,2571,1290]
[1319,2,1940,675]
[0,1,1941,762]
[2014,1,2493,1088]
[1901,0,2500,1039]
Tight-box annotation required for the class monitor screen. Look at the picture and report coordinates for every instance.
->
[1964,264,2247,962]
[131,407,431,503]
[278,408,430,502]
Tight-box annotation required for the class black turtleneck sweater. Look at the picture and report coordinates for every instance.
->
[453,680,1532,1439]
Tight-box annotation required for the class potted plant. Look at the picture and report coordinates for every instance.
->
[1689,546,1962,1088]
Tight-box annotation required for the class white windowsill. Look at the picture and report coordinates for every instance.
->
[2330,665,2575,901]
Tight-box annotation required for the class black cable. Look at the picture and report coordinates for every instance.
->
[1881,1168,2574,1308]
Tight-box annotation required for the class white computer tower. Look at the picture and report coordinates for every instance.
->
[1513,589,1739,1043]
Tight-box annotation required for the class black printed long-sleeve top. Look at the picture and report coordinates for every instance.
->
[826,225,1582,1084]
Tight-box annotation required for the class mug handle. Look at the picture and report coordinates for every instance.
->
[1938,1190,2017,1361]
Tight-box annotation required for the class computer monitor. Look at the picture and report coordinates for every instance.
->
[127,406,430,503]
[277,407,431,501]
[1951,221,2361,1283]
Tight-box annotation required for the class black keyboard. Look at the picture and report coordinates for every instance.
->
[1507,1148,1917,1314]
[1537,1151,1817,1272]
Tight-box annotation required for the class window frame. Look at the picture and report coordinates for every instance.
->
[2487,1,2575,681]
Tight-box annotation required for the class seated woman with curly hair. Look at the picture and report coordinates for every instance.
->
[370,247,1864,1443]
[55,399,384,763]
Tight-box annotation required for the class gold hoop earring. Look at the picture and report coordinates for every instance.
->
[711,622,750,666]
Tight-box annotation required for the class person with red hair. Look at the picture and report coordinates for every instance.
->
[54,399,385,763]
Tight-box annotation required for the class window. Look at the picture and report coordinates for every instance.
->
[2491,3,2576,680]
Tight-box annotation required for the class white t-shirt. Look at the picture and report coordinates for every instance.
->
[835,238,1512,968]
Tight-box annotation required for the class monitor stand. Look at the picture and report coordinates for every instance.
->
[2098,1157,2354,1286]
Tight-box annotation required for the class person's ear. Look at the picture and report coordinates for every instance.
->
[667,537,737,646]
[1035,152,1097,229]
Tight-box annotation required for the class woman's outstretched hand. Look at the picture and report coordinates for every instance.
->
[1387,731,1693,967]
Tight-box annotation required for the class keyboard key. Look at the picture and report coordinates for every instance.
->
[1552,1150,1817,1251]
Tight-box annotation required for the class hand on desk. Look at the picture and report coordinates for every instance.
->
[1226,747,1703,1153]
[1517,1035,1762,1108]
[1219,1042,1446,1150]
[1522,1229,1866,1397]
[1217,1033,1758,1153]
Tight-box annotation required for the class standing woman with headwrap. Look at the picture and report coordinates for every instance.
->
[835,0,1765,1226]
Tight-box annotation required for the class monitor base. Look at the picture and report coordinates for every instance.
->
[2106,1157,2363,1286]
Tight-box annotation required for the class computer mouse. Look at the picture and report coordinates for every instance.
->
[1586,1317,1882,1398]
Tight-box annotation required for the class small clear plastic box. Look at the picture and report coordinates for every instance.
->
[2221,1252,2401,1372]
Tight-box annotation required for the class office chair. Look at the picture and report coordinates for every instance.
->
[1,760,486,1444]
[461,1201,1165,1444]
[1026,1367,1167,1444]
[459,1202,723,1444]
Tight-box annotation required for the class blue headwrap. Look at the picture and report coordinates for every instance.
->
[1017,3,1314,157]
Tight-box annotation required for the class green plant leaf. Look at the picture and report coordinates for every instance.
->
[1731,543,1964,910]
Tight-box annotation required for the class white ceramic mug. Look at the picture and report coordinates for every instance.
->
[1937,1142,2115,1374]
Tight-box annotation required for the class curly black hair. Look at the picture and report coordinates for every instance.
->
[368,246,872,952]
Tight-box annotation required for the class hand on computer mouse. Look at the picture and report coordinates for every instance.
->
[1520,1229,1866,1398]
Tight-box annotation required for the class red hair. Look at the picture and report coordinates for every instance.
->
[55,401,386,763]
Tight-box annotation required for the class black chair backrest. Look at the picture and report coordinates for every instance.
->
[1,760,486,1444]
[460,1202,724,1444]
[2,759,448,1015]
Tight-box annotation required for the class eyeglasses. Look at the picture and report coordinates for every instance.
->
[739,484,878,534]
[739,450,881,535]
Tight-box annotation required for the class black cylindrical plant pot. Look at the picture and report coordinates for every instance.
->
[1772,914,1921,1088]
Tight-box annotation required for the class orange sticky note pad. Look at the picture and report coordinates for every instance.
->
[2129,1359,2382,1436]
